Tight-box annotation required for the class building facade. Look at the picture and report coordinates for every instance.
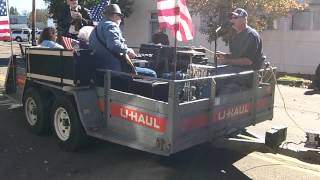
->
[9,15,28,29]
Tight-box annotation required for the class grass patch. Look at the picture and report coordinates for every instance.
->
[277,75,304,82]
[277,75,311,88]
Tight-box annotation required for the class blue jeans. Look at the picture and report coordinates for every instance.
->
[135,67,157,78]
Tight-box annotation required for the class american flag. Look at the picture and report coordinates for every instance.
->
[157,0,194,42]
[0,0,10,41]
[89,0,110,22]
[61,36,79,50]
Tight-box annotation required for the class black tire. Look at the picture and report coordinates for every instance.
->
[16,37,22,42]
[51,97,88,151]
[23,88,50,135]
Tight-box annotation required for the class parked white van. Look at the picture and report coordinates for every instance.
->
[11,28,31,42]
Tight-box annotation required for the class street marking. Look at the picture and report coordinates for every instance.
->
[249,152,320,176]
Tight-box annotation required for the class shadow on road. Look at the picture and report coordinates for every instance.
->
[304,89,320,95]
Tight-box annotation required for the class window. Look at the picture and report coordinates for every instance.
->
[150,12,168,41]
[12,30,22,34]
[10,18,18,24]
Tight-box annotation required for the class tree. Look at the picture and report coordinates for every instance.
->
[43,0,134,20]
[9,7,20,15]
[187,0,305,43]
[28,9,49,28]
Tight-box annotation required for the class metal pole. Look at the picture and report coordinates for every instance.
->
[173,0,179,80]
[31,0,36,46]
[214,34,218,74]
[173,29,178,80]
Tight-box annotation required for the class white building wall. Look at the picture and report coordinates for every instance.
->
[123,0,156,47]
[261,30,320,74]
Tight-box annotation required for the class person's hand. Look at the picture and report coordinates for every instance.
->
[215,51,229,64]
[217,58,228,65]
[127,48,137,59]
[71,12,82,20]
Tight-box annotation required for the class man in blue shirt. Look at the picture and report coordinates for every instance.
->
[90,4,156,77]
[89,4,134,71]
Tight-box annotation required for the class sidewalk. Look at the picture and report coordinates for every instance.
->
[245,85,320,162]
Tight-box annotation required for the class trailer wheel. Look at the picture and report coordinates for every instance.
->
[51,97,88,151]
[23,88,50,135]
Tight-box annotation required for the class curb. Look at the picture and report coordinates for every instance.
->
[278,147,320,165]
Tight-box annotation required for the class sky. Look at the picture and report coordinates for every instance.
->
[8,0,47,13]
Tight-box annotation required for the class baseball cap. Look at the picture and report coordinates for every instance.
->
[105,4,124,17]
[231,8,248,17]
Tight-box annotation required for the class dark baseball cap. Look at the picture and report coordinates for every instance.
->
[104,4,124,17]
[231,8,248,17]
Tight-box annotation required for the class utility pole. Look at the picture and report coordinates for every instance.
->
[31,0,36,46]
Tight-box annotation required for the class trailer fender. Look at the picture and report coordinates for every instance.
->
[70,88,104,134]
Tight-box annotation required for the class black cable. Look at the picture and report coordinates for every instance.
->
[269,68,306,134]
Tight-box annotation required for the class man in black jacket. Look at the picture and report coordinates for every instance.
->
[57,0,93,39]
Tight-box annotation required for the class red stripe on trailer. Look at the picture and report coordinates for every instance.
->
[16,75,26,88]
[213,103,251,122]
[98,98,104,113]
[182,98,270,130]
[182,114,209,130]
[110,103,167,133]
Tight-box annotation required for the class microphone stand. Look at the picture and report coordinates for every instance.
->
[214,26,222,75]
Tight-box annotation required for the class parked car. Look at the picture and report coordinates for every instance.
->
[35,30,42,39]
[11,28,31,42]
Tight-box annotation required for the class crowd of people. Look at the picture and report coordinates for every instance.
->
[36,0,264,76]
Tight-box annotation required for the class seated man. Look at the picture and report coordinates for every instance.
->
[214,8,264,93]
[38,27,64,49]
[89,4,156,77]
[216,8,264,72]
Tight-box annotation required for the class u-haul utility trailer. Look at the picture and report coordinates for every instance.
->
[4,47,275,156]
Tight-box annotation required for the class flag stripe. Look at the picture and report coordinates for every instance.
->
[0,20,9,25]
[61,36,79,49]
[157,0,193,42]
[157,7,180,16]
[0,29,9,33]
[0,0,10,38]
